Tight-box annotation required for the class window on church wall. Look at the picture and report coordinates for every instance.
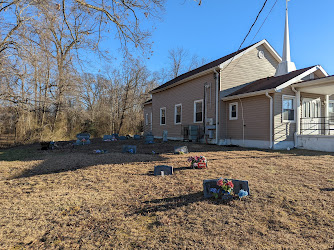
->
[175,104,182,124]
[194,100,203,123]
[145,113,148,125]
[160,108,166,125]
[229,102,238,120]
[282,95,295,122]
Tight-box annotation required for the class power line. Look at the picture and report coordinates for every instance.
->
[221,0,277,74]
[251,0,279,43]
[237,0,269,51]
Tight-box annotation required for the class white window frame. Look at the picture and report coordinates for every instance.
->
[229,102,238,120]
[174,104,182,125]
[145,113,149,126]
[282,95,296,123]
[160,107,166,125]
[329,100,334,123]
[194,99,203,123]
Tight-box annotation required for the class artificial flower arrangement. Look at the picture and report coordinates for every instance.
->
[209,178,249,200]
[187,156,207,169]
[81,138,86,145]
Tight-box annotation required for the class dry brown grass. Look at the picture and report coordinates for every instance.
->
[0,139,333,249]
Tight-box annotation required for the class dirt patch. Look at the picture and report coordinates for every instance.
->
[0,139,333,249]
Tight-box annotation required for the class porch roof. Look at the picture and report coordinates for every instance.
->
[291,75,334,95]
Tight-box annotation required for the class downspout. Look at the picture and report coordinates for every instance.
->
[291,86,299,147]
[265,92,273,149]
[213,68,220,145]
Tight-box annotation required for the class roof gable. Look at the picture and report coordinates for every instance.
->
[225,66,315,97]
[150,39,281,94]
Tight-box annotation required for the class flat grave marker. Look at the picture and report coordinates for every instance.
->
[122,145,137,154]
[174,146,189,154]
[154,165,173,176]
[203,179,249,199]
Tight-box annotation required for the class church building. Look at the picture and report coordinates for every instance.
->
[144,1,334,152]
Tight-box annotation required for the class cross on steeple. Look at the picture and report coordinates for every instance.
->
[275,0,296,76]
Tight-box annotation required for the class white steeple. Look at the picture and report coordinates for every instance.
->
[275,0,296,76]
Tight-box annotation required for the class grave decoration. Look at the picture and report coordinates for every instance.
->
[154,165,173,176]
[145,133,154,144]
[203,178,249,200]
[103,135,117,141]
[134,135,141,140]
[174,146,189,154]
[187,156,207,169]
[76,133,91,145]
[93,149,108,154]
[122,145,137,154]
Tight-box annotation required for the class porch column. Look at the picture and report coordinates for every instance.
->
[296,90,301,135]
[325,95,329,135]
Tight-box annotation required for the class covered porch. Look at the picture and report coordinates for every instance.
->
[292,76,334,152]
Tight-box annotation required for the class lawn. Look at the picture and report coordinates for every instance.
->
[0,139,333,249]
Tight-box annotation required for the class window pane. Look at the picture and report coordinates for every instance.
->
[161,109,166,124]
[283,109,294,121]
[196,112,202,122]
[196,102,202,112]
[195,101,202,122]
[231,104,237,118]
[176,115,181,123]
[283,99,293,110]
[329,103,334,113]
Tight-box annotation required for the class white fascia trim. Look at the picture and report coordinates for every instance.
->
[317,65,329,77]
[219,39,281,69]
[150,68,217,94]
[275,66,319,92]
[222,89,275,101]
[291,75,334,89]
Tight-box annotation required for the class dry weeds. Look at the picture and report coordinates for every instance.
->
[0,139,333,249]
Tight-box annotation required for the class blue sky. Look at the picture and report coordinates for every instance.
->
[104,0,333,76]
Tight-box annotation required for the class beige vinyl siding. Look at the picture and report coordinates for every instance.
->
[220,45,279,91]
[143,103,152,134]
[225,95,270,141]
[273,88,296,142]
[219,45,279,140]
[152,73,216,138]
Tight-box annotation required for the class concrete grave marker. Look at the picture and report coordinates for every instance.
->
[154,165,173,176]
[203,179,249,199]
[122,145,137,154]
[174,146,189,154]
[134,135,141,140]
[145,132,154,144]
[163,130,168,142]
[103,135,112,141]
[76,133,91,145]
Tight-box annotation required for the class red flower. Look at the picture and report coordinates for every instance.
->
[217,179,224,187]
[227,181,234,188]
